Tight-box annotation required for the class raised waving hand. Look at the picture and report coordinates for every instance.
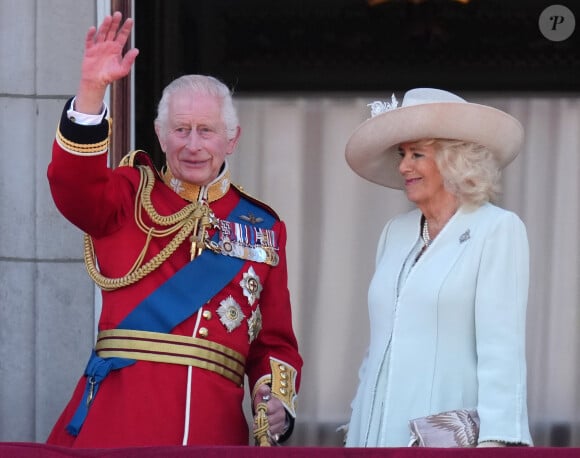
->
[75,11,139,114]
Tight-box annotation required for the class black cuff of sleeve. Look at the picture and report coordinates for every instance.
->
[277,414,295,443]
[59,97,109,145]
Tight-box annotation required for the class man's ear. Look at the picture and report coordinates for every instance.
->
[154,121,166,153]
[226,126,242,156]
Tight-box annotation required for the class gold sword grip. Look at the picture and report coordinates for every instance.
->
[253,402,271,447]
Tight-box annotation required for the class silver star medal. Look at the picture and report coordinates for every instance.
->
[217,296,245,332]
[247,306,263,343]
[239,266,263,306]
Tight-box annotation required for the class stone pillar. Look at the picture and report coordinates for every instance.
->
[0,0,100,442]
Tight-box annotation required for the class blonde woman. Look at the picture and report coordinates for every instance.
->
[344,88,532,448]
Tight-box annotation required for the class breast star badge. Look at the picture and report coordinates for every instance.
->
[239,266,263,306]
[247,306,263,343]
[217,296,245,332]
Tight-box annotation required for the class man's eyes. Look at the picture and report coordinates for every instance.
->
[173,126,215,136]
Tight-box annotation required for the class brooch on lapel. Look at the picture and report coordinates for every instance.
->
[459,229,471,244]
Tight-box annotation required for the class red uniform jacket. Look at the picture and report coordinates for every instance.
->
[46,101,302,447]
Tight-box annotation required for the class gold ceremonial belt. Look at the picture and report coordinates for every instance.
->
[95,329,246,385]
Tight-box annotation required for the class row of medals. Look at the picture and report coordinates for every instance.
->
[202,213,280,267]
[219,236,279,266]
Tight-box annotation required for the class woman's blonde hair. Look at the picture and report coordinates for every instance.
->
[432,139,502,208]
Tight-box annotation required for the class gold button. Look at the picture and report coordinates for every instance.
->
[279,364,286,371]
[202,310,212,320]
[280,388,287,395]
[281,380,288,387]
[198,327,209,337]
[280,372,288,379]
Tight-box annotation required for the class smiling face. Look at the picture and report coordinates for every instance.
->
[155,90,241,186]
[397,140,453,207]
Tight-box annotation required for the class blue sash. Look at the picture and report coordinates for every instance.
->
[66,197,276,436]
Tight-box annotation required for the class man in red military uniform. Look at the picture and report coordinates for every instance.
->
[46,12,302,447]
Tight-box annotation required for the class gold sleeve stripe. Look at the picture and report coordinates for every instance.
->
[56,127,108,156]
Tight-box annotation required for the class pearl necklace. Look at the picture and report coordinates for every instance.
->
[422,219,432,247]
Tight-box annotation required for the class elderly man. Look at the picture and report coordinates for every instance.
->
[46,12,302,447]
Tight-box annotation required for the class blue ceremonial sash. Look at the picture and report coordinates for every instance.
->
[67,196,276,436]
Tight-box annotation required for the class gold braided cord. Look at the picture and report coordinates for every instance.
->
[83,165,207,291]
[133,167,190,238]
[139,166,199,226]
[84,217,195,291]
[253,403,271,447]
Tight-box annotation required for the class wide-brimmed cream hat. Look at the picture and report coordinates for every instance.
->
[345,88,524,189]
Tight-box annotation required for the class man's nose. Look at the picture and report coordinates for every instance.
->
[187,131,202,150]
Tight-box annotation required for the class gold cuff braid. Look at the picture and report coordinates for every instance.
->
[55,119,111,156]
[269,357,298,418]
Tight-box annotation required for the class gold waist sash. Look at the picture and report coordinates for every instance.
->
[95,329,245,385]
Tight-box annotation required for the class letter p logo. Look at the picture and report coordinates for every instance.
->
[539,5,576,41]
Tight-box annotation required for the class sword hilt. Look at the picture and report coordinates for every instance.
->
[253,402,271,447]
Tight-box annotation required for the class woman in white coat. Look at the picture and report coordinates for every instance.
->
[343,88,533,448]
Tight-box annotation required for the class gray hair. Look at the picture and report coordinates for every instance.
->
[154,74,239,140]
[434,139,502,208]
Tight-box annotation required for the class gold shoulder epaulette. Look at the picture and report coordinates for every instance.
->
[231,183,280,220]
